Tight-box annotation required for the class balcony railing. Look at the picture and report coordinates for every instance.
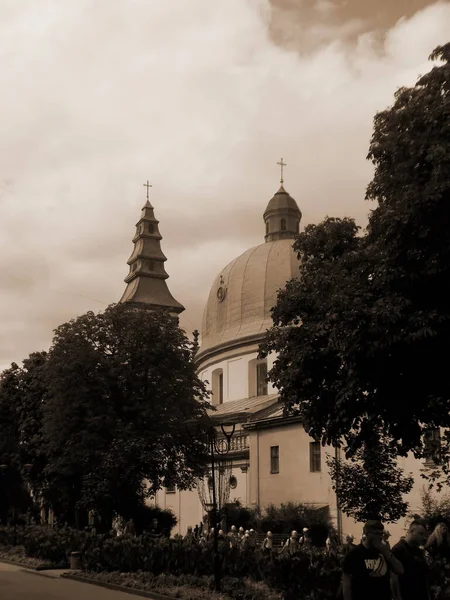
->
[215,432,249,452]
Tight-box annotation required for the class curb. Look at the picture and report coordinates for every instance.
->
[61,573,177,600]
[0,557,62,571]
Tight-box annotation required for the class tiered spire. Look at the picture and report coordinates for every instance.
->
[263,158,302,242]
[119,182,184,317]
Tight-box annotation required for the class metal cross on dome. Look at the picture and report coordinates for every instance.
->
[277,158,286,185]
[143,180,152,202]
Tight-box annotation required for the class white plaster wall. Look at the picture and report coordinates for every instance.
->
[249,424,336,511]
[151,488,204,536]
[198,349,277,403]
[151,464,250,536]
[247,422,444,545]
[228,466,249,507]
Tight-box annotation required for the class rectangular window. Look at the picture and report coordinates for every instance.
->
[270,445,279,474]
[165,484,176,494]
[218,372,223,404]
[256,362,268,396]
[424,428,441,465]
[310,441,321,473]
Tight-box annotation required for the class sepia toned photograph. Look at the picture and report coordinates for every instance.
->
[0,1,449,599]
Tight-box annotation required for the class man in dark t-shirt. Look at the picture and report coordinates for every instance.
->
[391,520,430,600]
[342,520,404,600]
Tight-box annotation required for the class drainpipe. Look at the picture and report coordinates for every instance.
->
[335,446,343,541]
[178,489,182,535]
[256,430,261,507]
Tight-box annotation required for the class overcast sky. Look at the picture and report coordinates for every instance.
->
[0,0,449,369]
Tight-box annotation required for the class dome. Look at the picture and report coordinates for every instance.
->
[264,185,302,219]
[197,239,300,362]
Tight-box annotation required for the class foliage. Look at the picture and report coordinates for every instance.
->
[260,43,450,464]
[0,303,211,527]
[132,504,177,536]
[0,524,342,598]
[224,502,260,531]
[417,487,450,531]
[327,433,414,522]
[0,362,35,523]
[259,502,331,545]
[70,571,283,600]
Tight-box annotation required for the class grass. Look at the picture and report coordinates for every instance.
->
[0,545,61,570]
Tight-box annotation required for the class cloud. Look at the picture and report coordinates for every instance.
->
[0,0,448,367]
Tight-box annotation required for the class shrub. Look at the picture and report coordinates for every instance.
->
[0,524,343,598]
[259,502,331,546]
[132,504,177,536]
[418,488,450,531]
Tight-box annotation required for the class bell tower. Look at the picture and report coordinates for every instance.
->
[119,182,184,317]
[263,158,302,243]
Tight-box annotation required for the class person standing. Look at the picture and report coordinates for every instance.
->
[342,520,404,600]
[262,531,273,553]
[391,520,430,600]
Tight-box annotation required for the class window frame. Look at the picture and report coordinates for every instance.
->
[309,441,322,473]
[270,445,279,474]
[424,427,441,466]
[256,361,268,397]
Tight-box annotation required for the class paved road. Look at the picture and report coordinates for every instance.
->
[0,562,143,599]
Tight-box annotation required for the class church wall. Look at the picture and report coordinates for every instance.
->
[151,463,250,536]
[151,488,203,536]
[248,422,337,511]
[248,423,437,544]
[198,350,276,403]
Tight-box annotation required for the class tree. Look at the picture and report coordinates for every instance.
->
[260,43,450,462]
[40,303,210,526]
[0,363,34,523]
[15,352,49,510]
[327,433,414,523]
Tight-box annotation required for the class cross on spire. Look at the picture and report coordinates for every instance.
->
[277,158,286,185]
[143,180,152,202]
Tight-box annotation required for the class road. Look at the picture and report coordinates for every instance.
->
[0,562,147,600]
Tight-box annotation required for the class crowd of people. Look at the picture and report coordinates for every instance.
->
[340,519,450,600]
[182,522,315,552]
[180,518,450,599]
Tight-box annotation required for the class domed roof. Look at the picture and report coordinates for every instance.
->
[197,239,300,362]
[263,185,302,218]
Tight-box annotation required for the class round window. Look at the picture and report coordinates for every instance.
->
[229,475,237,489]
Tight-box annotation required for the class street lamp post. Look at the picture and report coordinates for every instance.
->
[186,413,247,593]
[209,423,236,592]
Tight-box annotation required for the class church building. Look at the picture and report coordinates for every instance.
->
[120,173,437,543]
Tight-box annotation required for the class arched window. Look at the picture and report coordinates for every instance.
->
[248,359,268,397]
[256,361,268,396]
[148,223,154,234]
[265,221,269,235]
[148,260,155,271]
[212,368,224,405]
[280,218,286,231]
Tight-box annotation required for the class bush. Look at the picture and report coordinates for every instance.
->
[259,502,332,546]
[418,488,450,531]
[0,525,342,598]
[224,502,260,532]
[132,505,177,536]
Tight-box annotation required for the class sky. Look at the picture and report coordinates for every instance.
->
[0,0,449,369]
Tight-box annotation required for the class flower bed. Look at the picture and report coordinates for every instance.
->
[68,571,283,600]
[0,546,61,570]
[0,526,343,598]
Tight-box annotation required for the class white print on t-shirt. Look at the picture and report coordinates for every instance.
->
[364,555,388,577]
